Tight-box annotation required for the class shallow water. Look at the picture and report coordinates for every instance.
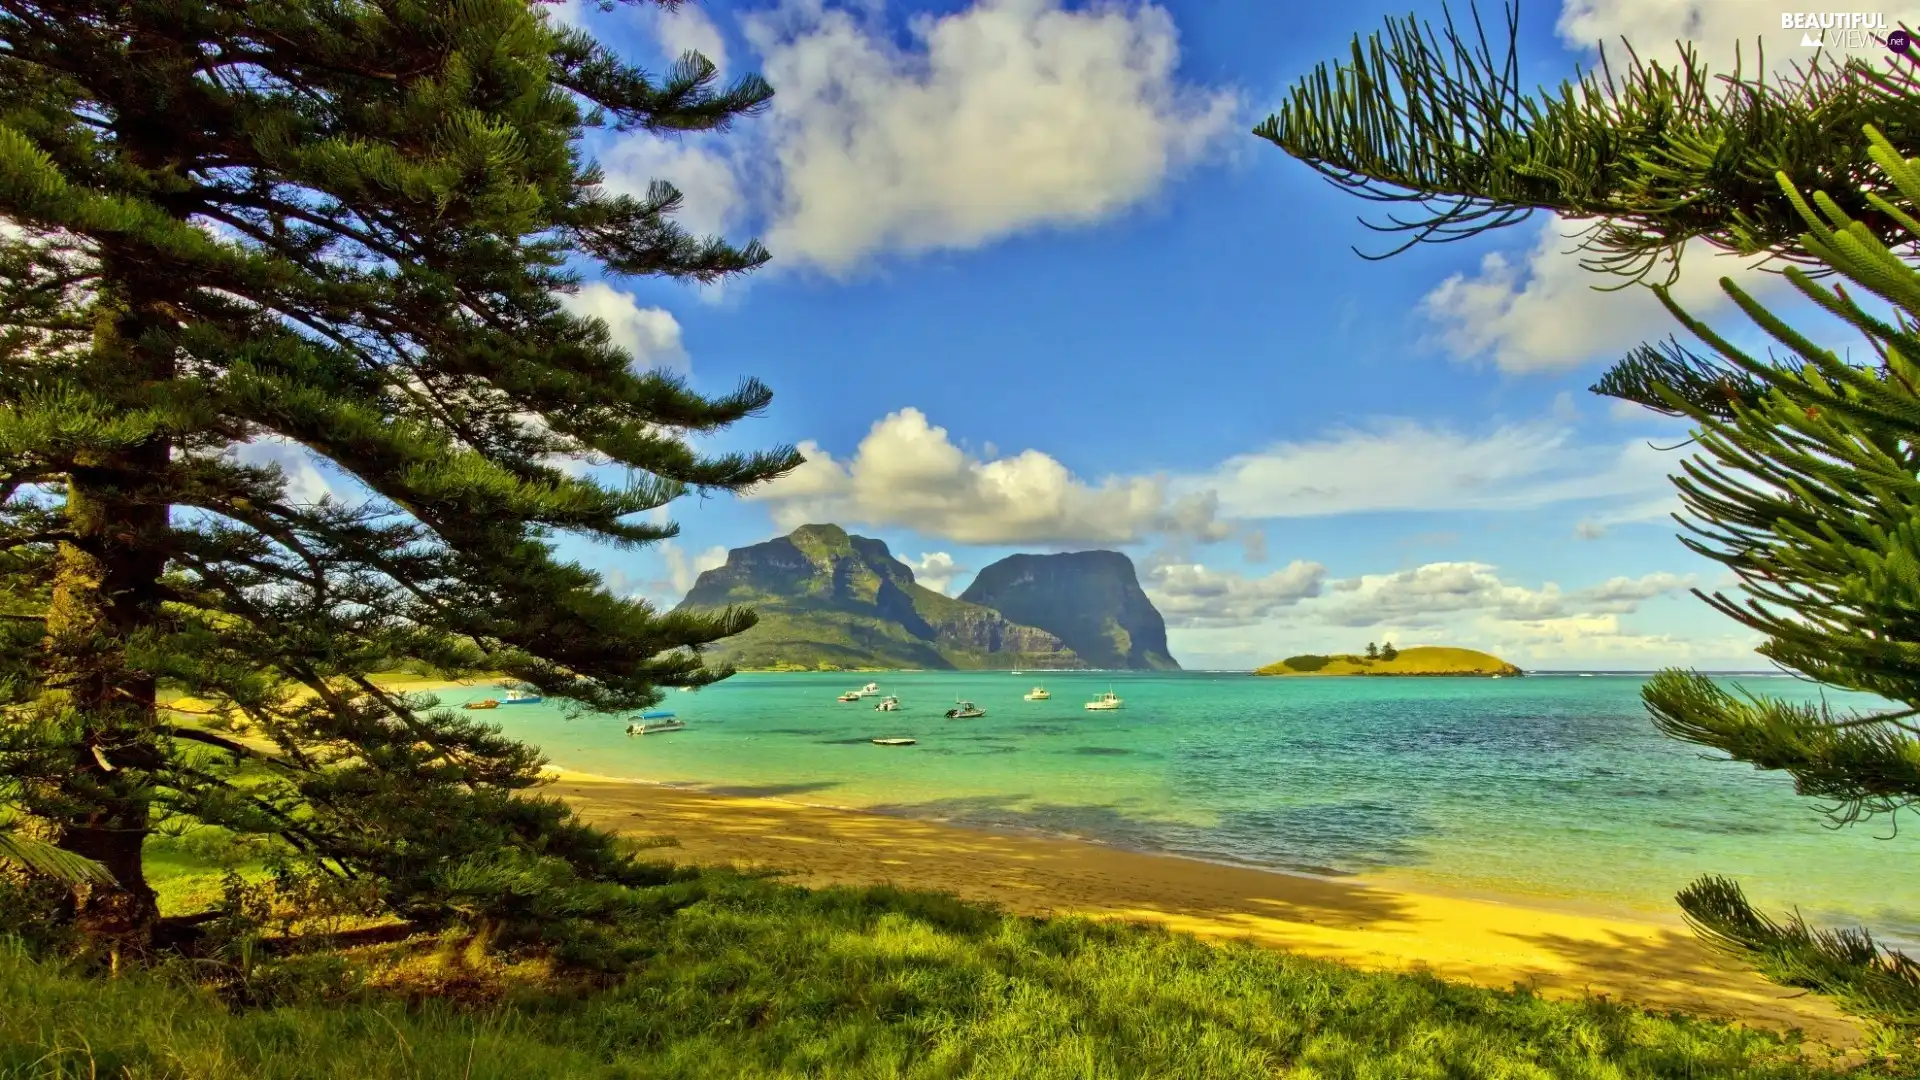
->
[471,671,1918,941]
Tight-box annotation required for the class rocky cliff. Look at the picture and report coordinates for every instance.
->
[676,524,1083,670]
[958,551,1178,670]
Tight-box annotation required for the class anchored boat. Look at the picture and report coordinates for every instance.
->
[1084,690,1123,711]
[626,710,683,735]
[944,700,986,719]
[497,686,543,705]
[874,695,902,712]
[1023,686,1051,701]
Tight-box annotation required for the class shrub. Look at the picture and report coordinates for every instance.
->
[1282,655,1330,672]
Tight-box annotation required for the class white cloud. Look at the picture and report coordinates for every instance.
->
[743,0,1238,272]
[599,135,747,242]
[751,407,1230,545]
[556,283,689,373]
[1316,563,1692,628]
[1145,559,1327,629]
[907,551,968,594]
[228,437,348,505]
[1196,419,1681,519]
[1421,216,1781,374]
[1557,0,1897,77]
[645,2,729,71]
[661,541,730,597]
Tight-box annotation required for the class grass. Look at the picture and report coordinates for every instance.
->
[1255,646,1522,678]
[1,862,1905,1079]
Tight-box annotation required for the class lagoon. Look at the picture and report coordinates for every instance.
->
[477,670,1918,943]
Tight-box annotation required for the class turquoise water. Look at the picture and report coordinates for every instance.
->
[479,671,1919,939]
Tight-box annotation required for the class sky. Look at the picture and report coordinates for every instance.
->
[307,0,1906,671]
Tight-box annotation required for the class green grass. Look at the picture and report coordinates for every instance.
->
[1255,647,1522,677]
[0,868,1901,1079]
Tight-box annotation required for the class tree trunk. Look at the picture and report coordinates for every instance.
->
[42,283,176,951]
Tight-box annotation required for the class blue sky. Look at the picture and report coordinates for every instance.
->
[501,0,1887,670]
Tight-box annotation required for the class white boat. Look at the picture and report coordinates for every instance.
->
[498,686,543,705]
[1010,671,1024,675]
[874,695,902,712]
[944,700,986,719]
[626,712,685,735]
[1023,687,1051,701]
[1084,690,1123,711]
[837,690,862,702]
[872,737,916,746]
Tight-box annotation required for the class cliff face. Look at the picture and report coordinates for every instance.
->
[958,551,1178,670]
[677,524,1084,670]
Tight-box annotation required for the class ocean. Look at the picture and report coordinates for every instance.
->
[477,670,1919,942]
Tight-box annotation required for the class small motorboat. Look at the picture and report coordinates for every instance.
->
[874,695,902,712]
[855,682,882,698]
[463,699,499,710]
[944,700,985,719]
[1084,691,1123,711]
[1023,686,1051,701]
[497,686,543,705]
[837,690,862,702]
[872,737,916,746]
[627,716,685,735]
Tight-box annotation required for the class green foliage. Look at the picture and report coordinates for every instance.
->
[0,0,800,944]
[1380,642,1398,661]
[0,872,1895,1079]
[1255,2,1920,282]
[1282,654,1330,672]
[1366,641,1379,659]
[0,826,111,886]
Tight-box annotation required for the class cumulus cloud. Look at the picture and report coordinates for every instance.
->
[1557,0,1897,77]
[645,2,729,71]
[742,0,1238,272]
[751,407,1231,545]
[556,283,689,372]
[1196,419,1680,519]
[229,437,350,505]
[1421,217,1783,374]
[1145,559,1327,629]
[907,552,969,594]
[1316,562,1692,628]
[598,135,747,243]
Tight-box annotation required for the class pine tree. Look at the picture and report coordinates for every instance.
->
[1258,5,1920,1028]
[1366,641,1379,659]
[0,0,800,950]
[1380,642,1396,661]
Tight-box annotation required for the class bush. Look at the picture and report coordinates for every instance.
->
[1282,654,1329,672]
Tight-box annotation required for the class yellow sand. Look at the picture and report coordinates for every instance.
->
[547,769,1865,1048]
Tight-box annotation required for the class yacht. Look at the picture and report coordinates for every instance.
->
[1023,687,1051,701]
[856,682,883,698]
[874,695,902,712]
[1084,690,1123,711]
[497,686,543,705]
[945,700,986,719]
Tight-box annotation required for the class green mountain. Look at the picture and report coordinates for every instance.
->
[958,552,1179,670]
[675,525,1084,671]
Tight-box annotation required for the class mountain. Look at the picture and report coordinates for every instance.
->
[1253,647,1522,677]
[675,524,1084,670]
[958,552,1178,670]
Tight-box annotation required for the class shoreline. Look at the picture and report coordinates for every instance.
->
[541,765,1865,1049]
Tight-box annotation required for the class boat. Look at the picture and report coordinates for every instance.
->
[1023,687,1051,702]
[874,695,902,712]
[837,690,862,702]
[626,713,685,735]
[855,682,882,698]
[1010,671,1024,676]
[462,699,499,710]
[872,737,916,746]
[1491,675,1503,680]
[944,700,986,719]
[497,686,543,705]
[1084,690,1123,711]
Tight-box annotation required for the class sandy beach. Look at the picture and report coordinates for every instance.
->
[546,769,1866,1048]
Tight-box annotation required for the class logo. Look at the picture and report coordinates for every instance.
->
[1784,11,1890,49]
[1891,28,1913,53]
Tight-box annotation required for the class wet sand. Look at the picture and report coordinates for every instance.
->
[547,769,1866,1049]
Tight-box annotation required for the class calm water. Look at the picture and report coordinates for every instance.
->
[475,671,1918,940]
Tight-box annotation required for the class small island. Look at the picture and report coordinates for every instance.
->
[1254,644,1522,678]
